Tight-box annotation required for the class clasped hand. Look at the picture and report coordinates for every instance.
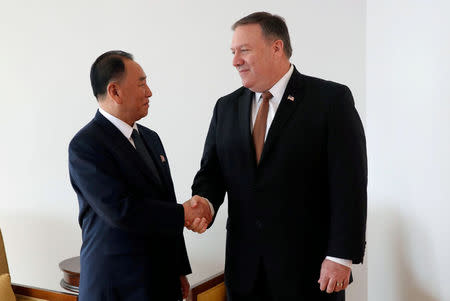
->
[182,195,212,233]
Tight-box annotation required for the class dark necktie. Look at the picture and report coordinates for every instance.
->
[253,91,273,164]
[131,129,162,185]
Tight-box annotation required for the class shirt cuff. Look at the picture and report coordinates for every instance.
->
[326,256,352,268]
[203,197,215,216]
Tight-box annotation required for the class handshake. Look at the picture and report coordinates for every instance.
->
[182,195,213,234]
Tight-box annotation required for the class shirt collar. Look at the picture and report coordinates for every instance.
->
[255,64,294,103]
[98,107,138,140]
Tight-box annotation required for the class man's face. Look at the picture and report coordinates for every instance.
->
[119,59,152,123]
[231,24,276,92]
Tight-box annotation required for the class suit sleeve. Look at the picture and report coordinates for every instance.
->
[69,138,185,236]
[191,100,227,225]
[177,235,192,275]
[152,132,192,275]
[326,86,367,264]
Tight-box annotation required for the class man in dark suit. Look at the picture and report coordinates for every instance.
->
[69,51,211,301]
[188,12,367,300]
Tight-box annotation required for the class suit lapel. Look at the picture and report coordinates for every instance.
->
[138,125,172,194]
[238,89,257,164]
[259,68,305,164]
[93,111,164,190]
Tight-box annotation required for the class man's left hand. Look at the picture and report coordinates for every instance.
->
[318,259,351,293]
[180,275,190,300]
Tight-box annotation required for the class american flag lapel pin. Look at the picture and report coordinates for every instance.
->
[160,155,166,163]
[287,95,295,102]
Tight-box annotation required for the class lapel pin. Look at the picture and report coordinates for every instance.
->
[160,155,166,163]
[287,95,295,102]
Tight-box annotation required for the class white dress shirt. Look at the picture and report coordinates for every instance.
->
[98,107,139,148]
[251,65,294,136]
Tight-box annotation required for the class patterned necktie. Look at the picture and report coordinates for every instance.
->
[131,129,162,185]
[253,91,273,164]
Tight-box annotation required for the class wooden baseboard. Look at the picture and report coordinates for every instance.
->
[189,272,225,301]
[12,284,77,301]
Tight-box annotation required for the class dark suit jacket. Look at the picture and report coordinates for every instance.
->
[192,67,367,299]
[69,111,191,301]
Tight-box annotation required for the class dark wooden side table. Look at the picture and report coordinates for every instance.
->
[59,256,80,294]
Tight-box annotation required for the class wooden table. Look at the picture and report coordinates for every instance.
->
[59,256,80,294]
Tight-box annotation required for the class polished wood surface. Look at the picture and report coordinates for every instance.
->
[189,272,225,301]
[12,283,78,301]
[58,256,80,293]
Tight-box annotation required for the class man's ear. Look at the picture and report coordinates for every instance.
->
[107,82,122,104]
[272,39,284,57]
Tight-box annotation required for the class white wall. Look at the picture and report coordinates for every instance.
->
[0,0,366,298]
[367,1,450,300]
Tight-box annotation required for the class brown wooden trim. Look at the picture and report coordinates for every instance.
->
[12,283,78,301]
[189,272,224,301]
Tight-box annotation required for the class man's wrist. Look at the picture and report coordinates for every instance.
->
[199,196,215,216]
[326,256,352,268]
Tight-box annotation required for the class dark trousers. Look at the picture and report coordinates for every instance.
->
[226,261,345,301]
[227,261,272,301]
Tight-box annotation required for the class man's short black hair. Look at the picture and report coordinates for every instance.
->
[90,50,133,99]
[232,12,292,58]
